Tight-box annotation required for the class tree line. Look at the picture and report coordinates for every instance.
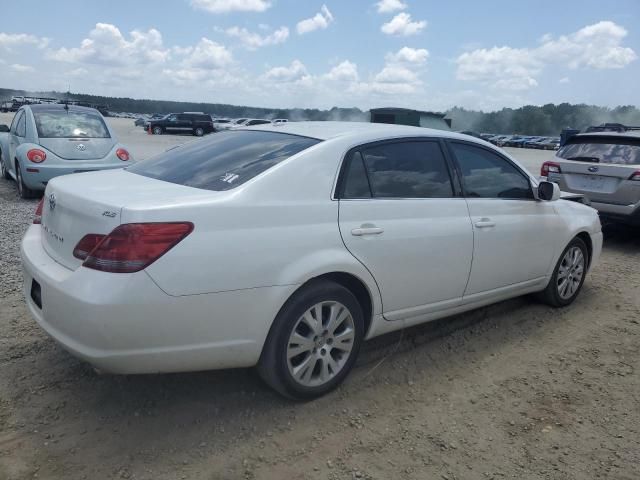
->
[1,87,638,135]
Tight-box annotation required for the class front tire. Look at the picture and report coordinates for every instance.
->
[538,237,588,307]
[258,280,364,400]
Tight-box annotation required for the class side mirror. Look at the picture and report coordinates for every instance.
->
[538,181,561,201]
[0,124,9,133]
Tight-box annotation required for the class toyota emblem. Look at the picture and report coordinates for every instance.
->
[76,143,86,151]
[48,193,56,212]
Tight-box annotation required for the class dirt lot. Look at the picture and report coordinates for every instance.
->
[0,118,639,480]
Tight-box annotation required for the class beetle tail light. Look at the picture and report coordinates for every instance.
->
[81,222,193,273]
[541,161,561,177]
[27,149,47,163]
[116,148,130,161]
[33,198,44,224]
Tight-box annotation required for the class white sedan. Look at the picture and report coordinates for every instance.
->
[21,122,602,399]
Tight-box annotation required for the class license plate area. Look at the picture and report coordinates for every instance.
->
[568,174,618,193]
[30,279,42,309]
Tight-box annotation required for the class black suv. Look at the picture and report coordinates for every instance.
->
[148,113,214,136]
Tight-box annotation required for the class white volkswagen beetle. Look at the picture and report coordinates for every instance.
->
[21,122,602,399]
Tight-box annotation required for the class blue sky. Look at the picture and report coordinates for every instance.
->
[0,0,638,111]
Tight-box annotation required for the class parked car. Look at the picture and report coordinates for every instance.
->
[134,116,149,127]
[542,131,640,225]
[0,104,132,198]
[21,122,601,399]
[534,137,560,150]
[230,119,272,128]
[521,136,546,148]
[213,118,233,131]
[503,135,527,147]
[272,119,289,125]
[147,113,214,136]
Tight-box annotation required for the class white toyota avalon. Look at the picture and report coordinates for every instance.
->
[21,122,602,399]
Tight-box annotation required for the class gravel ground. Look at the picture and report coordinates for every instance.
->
[0,119,639,480]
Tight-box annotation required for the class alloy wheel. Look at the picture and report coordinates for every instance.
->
[557,246,585,300]
[286,301,355,388]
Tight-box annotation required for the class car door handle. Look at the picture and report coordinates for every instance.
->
[474,218,496,228]
[351,226,384,236]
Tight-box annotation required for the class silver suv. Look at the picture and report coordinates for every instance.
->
[542,131,640,225]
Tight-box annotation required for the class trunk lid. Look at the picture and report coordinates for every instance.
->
[40,169,220,270]
[39,137,116,160]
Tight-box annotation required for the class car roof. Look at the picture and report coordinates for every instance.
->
[26,104,99,114]
[242,121,484,143]
[574,131,640,139]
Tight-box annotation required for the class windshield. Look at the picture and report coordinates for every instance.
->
[557,136,640,165]
[128,130,320,191]
[34,110,110,138]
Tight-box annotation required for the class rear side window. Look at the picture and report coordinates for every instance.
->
[450,142,533,199]
[128,130,320,191]
[557,136,640,165]
[34,110,110,138]
[16,111,26,137]
[342,152,372,198]
[357,141,453,198]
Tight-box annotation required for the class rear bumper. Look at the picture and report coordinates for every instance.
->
[21,225,296,374]
[590,200,640,226]
[22,162,126,190]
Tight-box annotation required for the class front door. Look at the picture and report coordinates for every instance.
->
[447,141,562,296]
[337,140,473,319]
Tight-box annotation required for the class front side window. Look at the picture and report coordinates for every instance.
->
[33,110,110,138]
[128,130,320,191]
[357,141,453,198]
[450,142,533,199]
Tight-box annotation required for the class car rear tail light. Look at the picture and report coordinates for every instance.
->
[33,198,44,224]
[541,161,561,176]
[629,171,640,181]
[73,234,106,260]
[27,149,47,163]
[116,148,130,161]
[82,222,193,273]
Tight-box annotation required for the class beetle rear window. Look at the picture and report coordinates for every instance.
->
[128,130,321,191]
[34,110,110,138]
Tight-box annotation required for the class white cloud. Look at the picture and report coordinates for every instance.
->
[182,38,233,69]
[10,63,35,73]
[0,33,49,50]
[537,21,637,69]
[224,26,289,50]
[559,77,570,84]
[324,60,359,82]
[386,46,429,65]
[456,46,541,91]
[456,21,636,91]
[48,23,169,66]
[381,12,426,36]
[375,0,407,13]
[264,59,310,82]
[296,5,334,35]
[189,0,271,13]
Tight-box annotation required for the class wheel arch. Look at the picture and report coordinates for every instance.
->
[575,231,593,268]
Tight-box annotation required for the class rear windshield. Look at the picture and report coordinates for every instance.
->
[34,110,110,138]
[557,136,640,165]
[128,130,320,191]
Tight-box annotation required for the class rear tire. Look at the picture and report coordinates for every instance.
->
[258,280,364,400]
[537,237,588,308]
[15,161,36,199]
[152,126,163,135]
[194,127,204,137]
[0,152,10,180]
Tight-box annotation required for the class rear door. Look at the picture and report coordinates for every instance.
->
[447,141,562,296]
[338,139,473,319]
